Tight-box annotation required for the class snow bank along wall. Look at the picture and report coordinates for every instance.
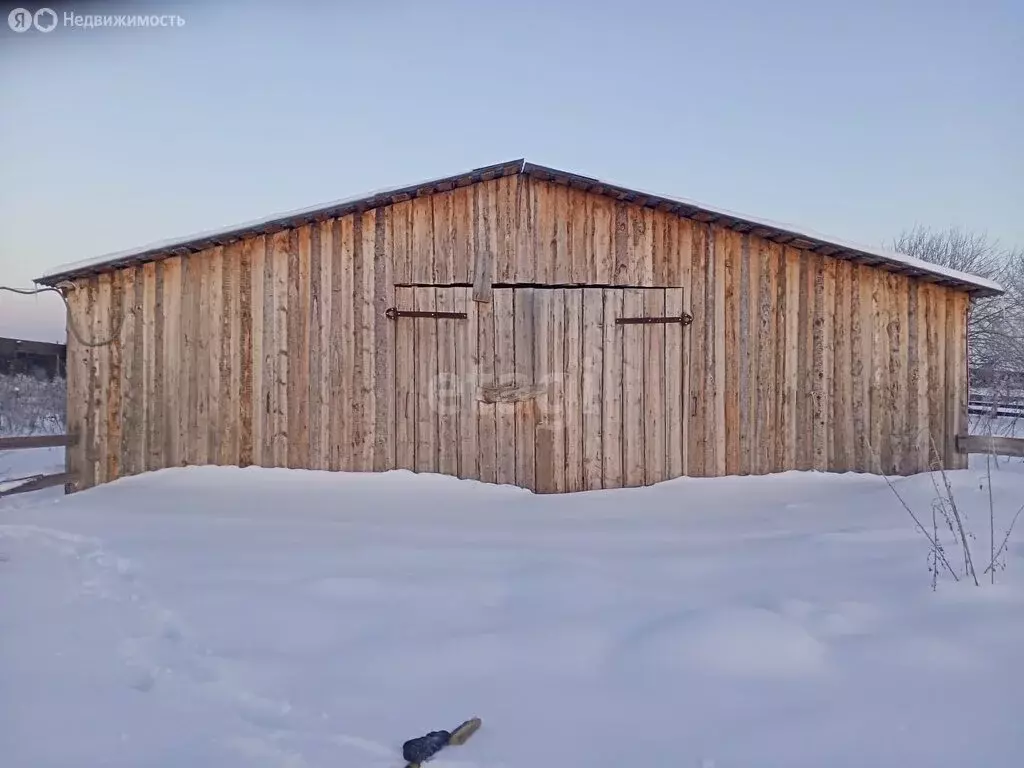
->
[36,160,997,493]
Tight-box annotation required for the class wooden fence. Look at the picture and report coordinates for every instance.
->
[0,433,75,498]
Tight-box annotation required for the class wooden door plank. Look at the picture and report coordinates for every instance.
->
[114,269,133,478]
[476,295,498,483]
[471,182,495,303]
[391,200,412,286]
[192,251,211,467]
[533,289,554,493]
[224,243,241,468]
[105,271,123,481]
[354,214,376,471]
[204,248,222,467]
[317,221,333,471]
[568,189,589,285]
[206,249,225,466]
[373,208,395,472]
[724,231,741,475]
[603,289,625,487]
[152,260,168,472]
[709,229,726,476]
[394,286,416,471]
[94,274,112,484]
[734,234,749,475]
[793,250,811,471]
[456,288,479,480]
[82,278,97,486]
[833,259,853,472]
[811,255,828,472]
[643,289,667,485]
[553,184,571,285]
[534,180,556,285]
[436,287,460,479]
[495,176,517,283]
[951,293,969,470]
[652,211,670,286]
[755,242,777,474]
[869,268,888,473]
[630,207,654,285]
[781,247,801,471]
[516,177,535,283]
[592,197,613,285]
[907,281,927,472]
[943,290,959,468]
[891,274,908,473]
[414,286,439,474]
[351,213,370,470]
[334,216,355,470]
[854,264,873,471]
[161,257,182,469]
[582,288,604,490]
[307,226,323,470]
[274,233,293,467]
[687,225,707,476]
[181,256,199,467]
[411,196,435,285]
[432,190,454,284]
[133,265,147,474]
[823,258,837,471]
[621,288,644,487]
[63,283,85,490]
[548,289,567,493]
[665,287,685,480]
[451,186,473,284]
[678,219,692,474]
[493,288,517,484]
[564,289,585,492]
[245,239,264,468]
[514,287,537,490]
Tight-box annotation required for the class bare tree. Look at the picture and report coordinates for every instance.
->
[892,226,1024,416]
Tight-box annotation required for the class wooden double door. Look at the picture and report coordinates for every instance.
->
[390,286,690,493]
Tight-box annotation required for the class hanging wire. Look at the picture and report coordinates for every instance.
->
[1,283,126,348]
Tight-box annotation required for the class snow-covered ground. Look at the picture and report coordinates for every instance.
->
[2,448,1023,768]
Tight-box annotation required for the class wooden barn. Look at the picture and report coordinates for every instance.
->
[36,159,1003,493]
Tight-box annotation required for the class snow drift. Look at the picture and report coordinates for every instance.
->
[2,455,1023,767]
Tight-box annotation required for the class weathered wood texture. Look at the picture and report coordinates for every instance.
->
[64,177,973,492]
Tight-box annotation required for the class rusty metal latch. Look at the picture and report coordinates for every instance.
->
[385,307,468,320]
[616,313,693,326]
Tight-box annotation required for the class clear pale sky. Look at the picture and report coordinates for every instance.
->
[2,0,1021,342]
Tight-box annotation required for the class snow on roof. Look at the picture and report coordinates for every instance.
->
[34,158,1004,296]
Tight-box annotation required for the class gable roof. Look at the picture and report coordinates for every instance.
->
[35,158,1004,297]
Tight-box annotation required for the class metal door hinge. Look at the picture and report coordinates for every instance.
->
[616,313,693,326]
[385,307,468,320]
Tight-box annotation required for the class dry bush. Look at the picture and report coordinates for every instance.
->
[0,373,66,437]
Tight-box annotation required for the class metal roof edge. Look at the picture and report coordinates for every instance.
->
[35,157,1004,297]
[520,161,1004,298]
[34,158,526,286]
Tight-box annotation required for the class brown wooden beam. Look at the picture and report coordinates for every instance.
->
[0,472,75,498]
[0,433,76,450]
[956,434,1024,458]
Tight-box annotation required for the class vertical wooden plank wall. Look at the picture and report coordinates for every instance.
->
[65,175,974,491]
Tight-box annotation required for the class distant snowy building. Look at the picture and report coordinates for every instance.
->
[35,160,1003,492]
[0,336,66,381]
